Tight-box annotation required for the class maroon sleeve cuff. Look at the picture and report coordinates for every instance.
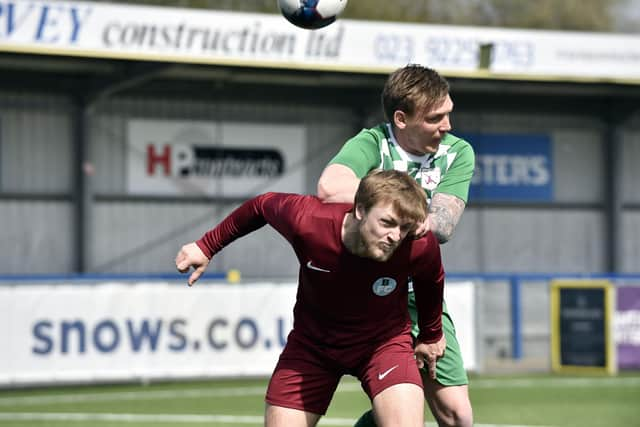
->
[416,329,443,345]
[195,238,213,259]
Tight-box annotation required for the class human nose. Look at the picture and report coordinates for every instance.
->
[440,115,451,132]
[388,227,402,242]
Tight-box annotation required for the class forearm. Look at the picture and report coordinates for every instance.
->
[413,260,445,344]
[196,196,269,258]
[428,192,466,243]
[415,290,443,344]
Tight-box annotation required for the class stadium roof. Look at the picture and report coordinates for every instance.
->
[2,0,640,101]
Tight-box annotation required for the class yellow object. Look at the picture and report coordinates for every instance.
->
[226,269,241,284]
[550,280,616,375]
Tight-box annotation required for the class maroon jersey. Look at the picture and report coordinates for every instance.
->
[197,192,443,349]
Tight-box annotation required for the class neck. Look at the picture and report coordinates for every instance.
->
[390,127,424,156]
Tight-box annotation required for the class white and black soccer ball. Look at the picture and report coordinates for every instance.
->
[278,0,348,30]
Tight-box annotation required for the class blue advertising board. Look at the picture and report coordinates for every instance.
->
[461,134,553,202]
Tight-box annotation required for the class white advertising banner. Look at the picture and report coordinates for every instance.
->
[0,1,639,82]
[0,283,297,385]
[0,280,477,385]
[127,120,305,196]
[444,281,477,372]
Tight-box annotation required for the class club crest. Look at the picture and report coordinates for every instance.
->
[419,167,441,191]
[372,277,397,296]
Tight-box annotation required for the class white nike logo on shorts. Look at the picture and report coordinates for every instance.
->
[306,261,331,273]
[377,365,399,380]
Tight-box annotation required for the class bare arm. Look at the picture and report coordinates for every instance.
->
[427,192,466,244]
[317,163,360,203]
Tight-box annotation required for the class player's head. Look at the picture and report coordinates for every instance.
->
[382,65,453,155]
[382,64,450,122]
[353,170,428,261]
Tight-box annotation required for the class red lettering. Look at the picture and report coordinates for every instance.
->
[147,145,171,176]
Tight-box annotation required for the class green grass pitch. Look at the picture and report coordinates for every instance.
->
[0,372,638,427]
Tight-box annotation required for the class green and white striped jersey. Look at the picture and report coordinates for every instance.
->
[329,123,475,204]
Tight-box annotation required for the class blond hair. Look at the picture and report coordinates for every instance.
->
[382,64,450,123]
[354,170,427,225]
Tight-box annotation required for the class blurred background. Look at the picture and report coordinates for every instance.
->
[0,1,639,425]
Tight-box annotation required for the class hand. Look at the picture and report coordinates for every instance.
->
[412,217,430,239]
[414,335,446,379]
[175,242,210,286]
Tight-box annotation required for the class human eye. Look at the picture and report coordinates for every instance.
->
[380,218,395,227]
[425,114,444,124]
[400,223,414,233]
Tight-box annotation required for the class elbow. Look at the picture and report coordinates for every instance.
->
[316,178,334,202]
[432,229,452,244]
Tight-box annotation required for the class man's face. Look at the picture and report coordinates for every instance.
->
[394,95,453,155]
[356,202,416,262]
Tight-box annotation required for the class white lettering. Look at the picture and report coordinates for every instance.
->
[473,154,550,186]
[616,310,640,345]
[529,156,550,185]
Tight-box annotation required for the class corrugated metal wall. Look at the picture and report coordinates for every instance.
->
[622,113,640,271]
[1,89,639,276]
[442,109,609,273]
[1,94,73,192]
[87,96,357,275]
[0,93,74,274]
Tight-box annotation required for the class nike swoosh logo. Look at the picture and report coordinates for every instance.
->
[306,261,331,273]
[377,365,399,380]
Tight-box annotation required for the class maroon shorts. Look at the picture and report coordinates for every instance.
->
[265,331,422,415]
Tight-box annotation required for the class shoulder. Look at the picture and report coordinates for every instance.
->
[330,124,389,176]
[437,133,475,170]
[258,193,321,219]
[408,232,442,264]
[264,193,349,225]
[276,194,350,217]
[442,133,474,154]
[305,199,352,221]
[348,124,388,145]
[297,199,351,239]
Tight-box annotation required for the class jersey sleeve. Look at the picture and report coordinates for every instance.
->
[435,140,475,203]
[196,192,308,259]
[328,128,382,178]
[410,234,445,344]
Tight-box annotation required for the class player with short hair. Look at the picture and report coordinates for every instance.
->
[317,65,475,427]
[176,169,447,427]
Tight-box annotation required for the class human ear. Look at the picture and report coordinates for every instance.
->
[393,110,407,129]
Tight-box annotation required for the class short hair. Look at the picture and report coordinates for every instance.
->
[381,64,450,123]
[354,169,427,225]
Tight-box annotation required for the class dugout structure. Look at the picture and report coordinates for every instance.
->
[550,280,616,375]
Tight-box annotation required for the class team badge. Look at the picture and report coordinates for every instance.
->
[372,277,397,296]
[419,167,441,191]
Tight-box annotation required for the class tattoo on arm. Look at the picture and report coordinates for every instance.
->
[428,193,466,244]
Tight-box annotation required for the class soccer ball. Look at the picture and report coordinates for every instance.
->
[278,0,348,30]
